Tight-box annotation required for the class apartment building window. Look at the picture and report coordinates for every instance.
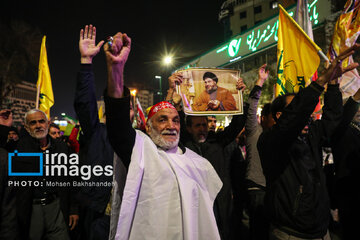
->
[241,25,247,32]
[240,11,247,19]
[254,5,262,14]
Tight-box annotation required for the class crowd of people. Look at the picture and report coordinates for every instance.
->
[0,24,359,240]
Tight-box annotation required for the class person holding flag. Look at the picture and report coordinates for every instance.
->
[276,4,327,97]
[258,36,360,240]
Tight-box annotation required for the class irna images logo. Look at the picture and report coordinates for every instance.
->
[8,150,43,176]
[8,150,113,180]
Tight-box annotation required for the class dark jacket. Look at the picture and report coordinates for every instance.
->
[0,146,18,240]
[330,97,360,239]
[12,133,78,240]
[74,64,114,213]
[245,85,266,188]
[257,83,342,238]
[331,97,360,180]
[180,109,247,240]
[0,126,17,239]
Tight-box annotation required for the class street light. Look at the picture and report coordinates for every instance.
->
[155,76,162,97]
[130,89,137,97]
[130,88,137,109]
[163,56,173,66]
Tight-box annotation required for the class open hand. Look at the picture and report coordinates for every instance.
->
[79,25,104,64]
[317,43,360,86]
[0,109,13,127]
[256,63,269,86]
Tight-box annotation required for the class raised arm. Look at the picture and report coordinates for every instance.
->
[214,77,247,146]
[104,32,135,169]
[273,44,360,146]
[245,64,269,136]
[332,87,360,143]
[74,25,104,139]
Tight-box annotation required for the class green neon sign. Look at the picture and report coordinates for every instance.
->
[228,38,242,57]
[176,0,328,71]
[216,0,320,58]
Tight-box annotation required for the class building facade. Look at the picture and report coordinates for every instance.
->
[137,89,154,111]
[219,0,285,39]
[2,81,37,126]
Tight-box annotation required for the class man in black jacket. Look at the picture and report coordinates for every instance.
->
[330,88,360,240]
[2,109,79,240]
[0,110,18,240]
[257,45,360,240]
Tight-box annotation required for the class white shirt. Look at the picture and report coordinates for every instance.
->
[115,130,222,240]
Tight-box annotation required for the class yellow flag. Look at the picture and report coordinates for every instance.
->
[276,4,321,96]
[36,36,54,119]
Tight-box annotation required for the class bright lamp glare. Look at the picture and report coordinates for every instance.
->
[163,56,172,65]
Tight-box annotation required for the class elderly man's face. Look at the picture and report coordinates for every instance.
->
[25,112,49,140]
[204,78,217,93]
[146,108,180,151]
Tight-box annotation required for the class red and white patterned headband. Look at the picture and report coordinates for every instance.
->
[147,101,176,120]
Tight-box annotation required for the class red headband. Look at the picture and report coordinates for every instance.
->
[147,101,176,120]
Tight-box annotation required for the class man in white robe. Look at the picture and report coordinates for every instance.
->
[103,32,222,240]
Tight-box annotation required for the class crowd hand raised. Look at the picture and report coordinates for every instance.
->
[168,72,184,90]
[236,77,246,91]
[104,32,131,67]
[0,109,13,127]
[166,73,183,108]
[317,43,360,87]
[79,25,104,64]
[256,63,269,87]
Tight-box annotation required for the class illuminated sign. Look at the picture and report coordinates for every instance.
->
[179,0,330,70]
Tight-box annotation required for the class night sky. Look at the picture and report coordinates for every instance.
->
[2,0,225,118]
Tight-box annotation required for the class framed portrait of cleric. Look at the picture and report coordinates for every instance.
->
[175,68,243,116]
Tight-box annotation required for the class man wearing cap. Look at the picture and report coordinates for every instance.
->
[104,32,222,240]
[192,72,237,111]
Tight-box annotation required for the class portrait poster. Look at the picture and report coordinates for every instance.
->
[176,68,243,115]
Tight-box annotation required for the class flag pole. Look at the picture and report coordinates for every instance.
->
[279,5,330,63]
[36,84,40,109]
[318,50,330,62]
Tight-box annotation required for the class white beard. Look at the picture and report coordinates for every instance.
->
[148,128,179,151]
[29,128,48,140]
